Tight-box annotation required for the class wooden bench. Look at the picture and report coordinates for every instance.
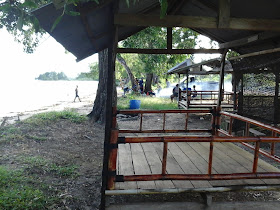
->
[249,128,266,137]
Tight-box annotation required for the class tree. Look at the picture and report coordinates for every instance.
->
[121,27,198,92]
[76,62,99,80]
[36,71,68,80]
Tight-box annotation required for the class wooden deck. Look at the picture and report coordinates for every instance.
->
[179,100,234,109]
[115,141,280,191]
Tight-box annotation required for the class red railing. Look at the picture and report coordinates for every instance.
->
[219,111,280,161]
[106,107,280,190]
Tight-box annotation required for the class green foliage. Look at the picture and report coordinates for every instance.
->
[119,27,198,79]
[0,166,50,209]
[36,71,69,80]
[0,125,24,142]
[118,95,178,110]
[227,49,240,59]
[23,110,88,125]
[76,62,98,80]
[20,156,79,178]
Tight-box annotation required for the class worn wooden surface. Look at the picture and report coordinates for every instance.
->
[116,142,280,190]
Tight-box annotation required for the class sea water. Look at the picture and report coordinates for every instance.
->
[0,79,98,117]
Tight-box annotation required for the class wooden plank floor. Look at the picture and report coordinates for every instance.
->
[116,142,280,190]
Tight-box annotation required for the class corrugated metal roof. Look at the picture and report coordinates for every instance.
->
[33,0,280,61]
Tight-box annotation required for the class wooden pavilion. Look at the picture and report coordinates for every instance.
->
[33,0,280,208]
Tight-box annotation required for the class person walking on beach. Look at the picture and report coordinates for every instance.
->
[74,85,81,102]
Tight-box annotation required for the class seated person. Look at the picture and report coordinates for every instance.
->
[192,85,197,98]
[170,84,181,102]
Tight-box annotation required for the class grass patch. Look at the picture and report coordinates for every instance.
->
[118,94,178,110]
[23,109,88,125]
[0,166,53,209]
[25,135,48,141]
[19,156,79,178]
[0,125,24,142]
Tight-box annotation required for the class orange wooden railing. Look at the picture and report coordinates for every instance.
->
[106,107,280,190]
[219,111,280,161]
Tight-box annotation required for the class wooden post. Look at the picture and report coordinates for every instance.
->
[167,27,172,50]
[140,113,143,131]
[245,122,250,136]
[162,113,166,131]
[271,131,276,156]
[217,49,228,107]
[215,106,222,136]
[178,73,181,103]
[238,73,244,115]
[274,70,279,124]
[211,106,217,135]
[162,141,168,175]
[253,140,260,173]
[100,2,118,209]
[112,107,117,129]
[208,140,214,175]
[107,129,119,190]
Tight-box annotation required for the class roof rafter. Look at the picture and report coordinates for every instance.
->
[219,32,280,49]
[115,14,280,31]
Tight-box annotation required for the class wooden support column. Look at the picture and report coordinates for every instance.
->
[167,27,172,50]
[238,73,244,115]
[274,69,279,124]
[100,2,118,209]
[217,49,228,107]
[178,73,181,103]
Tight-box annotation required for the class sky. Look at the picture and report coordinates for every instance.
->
[0,28,218,83]
[0,28,98,81]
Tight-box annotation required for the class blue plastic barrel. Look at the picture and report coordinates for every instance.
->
[129,100,141,109]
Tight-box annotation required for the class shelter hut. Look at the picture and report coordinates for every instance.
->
[167,58,235,110]
[33,0,280,208]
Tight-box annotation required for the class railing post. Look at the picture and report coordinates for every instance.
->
[108,129,119,190]
[215,106,222,136]
[163,113,166,131]
[253,139,260,173]
[162,139,168,175]
[245,122,250,136]
[140,113,143,131]
[208,139,214,175]
[211,106,217,135]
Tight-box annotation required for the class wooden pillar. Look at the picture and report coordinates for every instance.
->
[178,73,181,102]
[274,69,279,124]
[232,71,238,112]
[217,49,228,107]
[100,2,118,209]
[167,27,172,50]
[238,73,244,115]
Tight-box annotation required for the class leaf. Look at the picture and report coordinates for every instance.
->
[20,0,38,9]
[159,0,168,19]
[65,10,80,16]
[51,15,63,32]
[0,4,11,11]
[33,16,40,33]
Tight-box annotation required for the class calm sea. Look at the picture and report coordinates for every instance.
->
[0,80,98,117]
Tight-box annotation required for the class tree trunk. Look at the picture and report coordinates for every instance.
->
[144,73,153,93]
[116,55,138,92]
[88,48,117,123]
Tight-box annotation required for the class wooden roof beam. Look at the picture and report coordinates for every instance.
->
[219,32,280,49]
[115,14,280,31]
[218,0,230,28]
[116,48,223,54]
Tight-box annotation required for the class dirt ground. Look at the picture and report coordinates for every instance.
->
[1,106,280,209]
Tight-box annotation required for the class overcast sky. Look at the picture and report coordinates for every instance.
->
[0,28,218,83]
[0,28,98,81]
